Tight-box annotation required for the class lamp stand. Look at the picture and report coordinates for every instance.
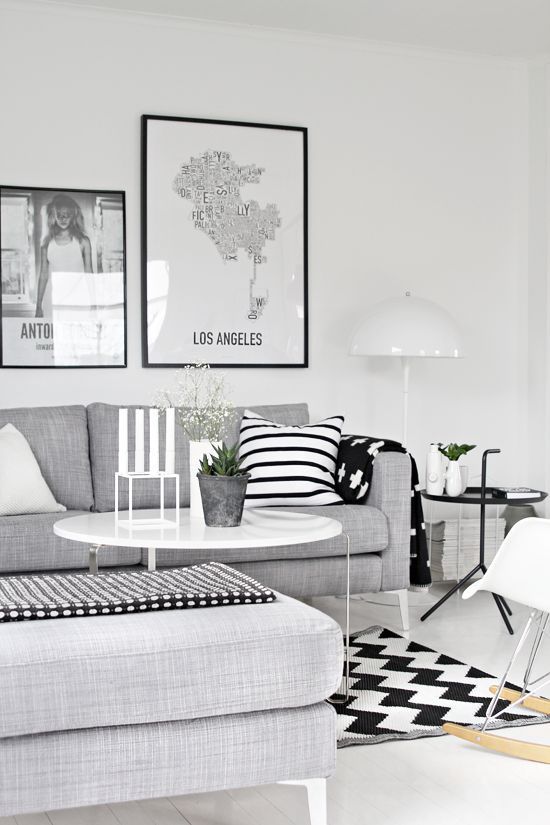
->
[401,356,410,448]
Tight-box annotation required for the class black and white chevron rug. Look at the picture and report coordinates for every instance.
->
[334,626,549,746]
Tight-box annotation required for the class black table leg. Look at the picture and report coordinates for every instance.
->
[501,598,513,617]
[422,569,514,633]
[421,568,514,633]
[492,592,514,635]
[481,563,513,617]
[421,564,483,622]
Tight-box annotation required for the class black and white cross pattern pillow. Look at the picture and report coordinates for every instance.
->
[238,410,345,507]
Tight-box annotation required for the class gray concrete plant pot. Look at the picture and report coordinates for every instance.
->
[197,473,250,527]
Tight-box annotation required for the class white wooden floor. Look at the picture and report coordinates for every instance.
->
[3,585,550,825]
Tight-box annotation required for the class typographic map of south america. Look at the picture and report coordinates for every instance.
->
[173,150,281,320]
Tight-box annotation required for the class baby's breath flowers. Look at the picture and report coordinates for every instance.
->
[155,363,234,442]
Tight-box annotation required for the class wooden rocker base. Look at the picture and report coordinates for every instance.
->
[443,722,550,764]
[488,685,550,716]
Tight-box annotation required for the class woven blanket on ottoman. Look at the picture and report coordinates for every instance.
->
[0,562,275,622]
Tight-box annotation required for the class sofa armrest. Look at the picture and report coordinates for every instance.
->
[367,452,411,591]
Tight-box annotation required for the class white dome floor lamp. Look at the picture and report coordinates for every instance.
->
[349,292,464,448]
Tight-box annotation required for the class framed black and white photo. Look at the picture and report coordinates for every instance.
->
[142,115,308,368]
[0,186,126,368]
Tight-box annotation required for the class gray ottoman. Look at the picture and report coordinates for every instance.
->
[0,593,343,822]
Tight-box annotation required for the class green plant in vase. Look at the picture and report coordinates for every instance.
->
[438,443,476,462]
[438,443,476,497]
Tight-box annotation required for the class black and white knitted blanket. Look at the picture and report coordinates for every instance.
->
[335,436,430,590]
[0,563,276,622]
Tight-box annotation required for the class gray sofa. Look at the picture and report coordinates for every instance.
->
[0,402,412,599]
[0,401,410,819]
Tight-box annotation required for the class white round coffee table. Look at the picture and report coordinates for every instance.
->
[54,506,351,701]
[54,508,342,573]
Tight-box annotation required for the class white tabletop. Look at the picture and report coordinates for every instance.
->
[54,508,342,549]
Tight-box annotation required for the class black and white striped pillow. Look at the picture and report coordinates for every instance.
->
[238,410,345,507]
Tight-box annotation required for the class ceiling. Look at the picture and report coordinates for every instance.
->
[35,0,550,58]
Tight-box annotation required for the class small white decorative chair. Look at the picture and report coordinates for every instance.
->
[115,407,179,529]
[444,517,550,762]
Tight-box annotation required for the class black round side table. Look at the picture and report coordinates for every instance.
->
[420,448,547,635]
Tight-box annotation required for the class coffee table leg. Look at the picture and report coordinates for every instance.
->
[148,547,157,571]
[328,532,351,704]
[89,545,101,574]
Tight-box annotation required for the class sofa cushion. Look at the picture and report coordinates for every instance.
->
[0,406,93,511]
[232,553,383,598]
[87,402,309,512]
[151,503,388,567]
[0,592,343,738]
[0,512,141,573]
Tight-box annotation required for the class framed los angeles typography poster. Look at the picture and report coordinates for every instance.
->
[0,185,127,368]
[141,115,308,367]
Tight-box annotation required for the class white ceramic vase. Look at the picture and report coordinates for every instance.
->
[189,440,221,519]
[426,443,445,495]
[445,461,463,497]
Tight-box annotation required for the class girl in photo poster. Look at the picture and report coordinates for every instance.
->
[35,194,93,318]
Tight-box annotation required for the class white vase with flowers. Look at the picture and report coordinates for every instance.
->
[156,364,235,518]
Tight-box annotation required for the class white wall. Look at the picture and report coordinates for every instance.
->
[0,1,531,485]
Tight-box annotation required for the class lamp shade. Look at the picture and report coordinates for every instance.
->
[349,293,464,358]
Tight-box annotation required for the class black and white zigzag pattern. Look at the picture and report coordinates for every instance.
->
[239,410,344,507]
[334,627,547,746]
[0,563,275,622]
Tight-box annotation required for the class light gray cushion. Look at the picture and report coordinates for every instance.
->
[150,503,388,567]
[0,406,93,511]
[0,592,343,739]
[232,552,383,598]
[87,402,309,512]
[0,512,141,573]
[0,703,336,818]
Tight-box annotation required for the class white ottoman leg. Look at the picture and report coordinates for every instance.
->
[305,778,327,825]
[278,778,327,825]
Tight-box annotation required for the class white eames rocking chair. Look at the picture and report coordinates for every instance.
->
[443,517,550,762]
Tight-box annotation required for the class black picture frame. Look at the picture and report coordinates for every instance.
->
[0,185,127,369]
[141,114,308,368]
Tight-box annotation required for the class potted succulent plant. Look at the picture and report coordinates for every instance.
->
[438,442,476,497]
[197,442,250,527]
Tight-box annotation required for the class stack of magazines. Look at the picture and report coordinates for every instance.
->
[426,518,506,582]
